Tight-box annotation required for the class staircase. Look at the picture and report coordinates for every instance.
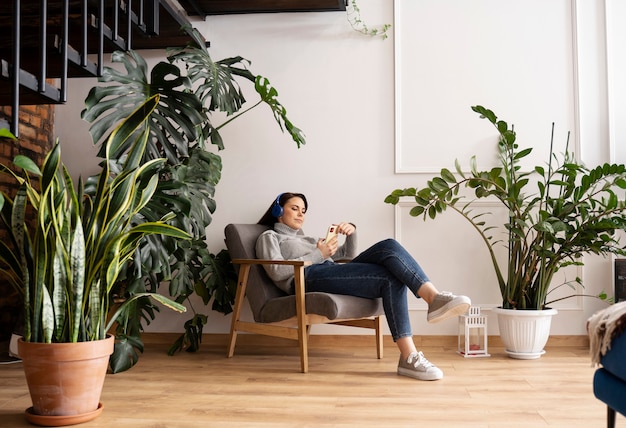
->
[0,0,196,136]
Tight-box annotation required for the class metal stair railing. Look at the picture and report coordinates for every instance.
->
[4,0,163,137]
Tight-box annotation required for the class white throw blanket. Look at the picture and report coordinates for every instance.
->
[588,301,626,366]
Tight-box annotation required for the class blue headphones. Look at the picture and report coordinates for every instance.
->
[271,193,284,218]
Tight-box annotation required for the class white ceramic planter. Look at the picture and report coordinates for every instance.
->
[492,307,558,359]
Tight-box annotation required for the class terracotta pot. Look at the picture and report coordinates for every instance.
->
[18,335,114,424]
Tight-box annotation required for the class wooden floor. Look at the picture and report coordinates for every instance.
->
[0,334,621,428]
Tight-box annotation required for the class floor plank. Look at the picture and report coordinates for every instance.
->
[0,334,620,427]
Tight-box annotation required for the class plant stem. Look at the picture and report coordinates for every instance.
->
[215,100,263,131]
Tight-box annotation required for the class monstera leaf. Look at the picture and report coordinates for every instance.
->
[82,50,205,163]
[168,26,306,149]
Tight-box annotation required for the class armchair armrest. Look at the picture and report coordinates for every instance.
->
[231,258,311,298]
[231,258,312,267]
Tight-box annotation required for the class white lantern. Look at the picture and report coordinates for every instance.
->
[457,306,490,358]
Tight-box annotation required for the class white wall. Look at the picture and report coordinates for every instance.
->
[54,0,624,338]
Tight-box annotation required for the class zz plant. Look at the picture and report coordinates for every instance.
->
[386,105,626,310]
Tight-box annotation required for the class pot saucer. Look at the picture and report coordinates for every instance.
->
[25,402,103,426]
[505,349,546,360]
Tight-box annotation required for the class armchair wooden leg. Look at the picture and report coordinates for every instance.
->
[375,316,383,359]
[298,328,309,373]
[294,265,308,373]
[608,406,616,428]
[227,265,250,358]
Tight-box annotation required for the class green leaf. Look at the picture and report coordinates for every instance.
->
[441,168,456,183]
[41,286,54,344]
[105,94,160,160]
[69,222,85,342]
[384,195,399,204]
[514,147,532,160]
[430,177,449,192]
[254,76,306,148]
[127,222,192,240]
[52,239,67,343]
[497,120,508,133]
[454,159,466,179]
[149,294,187,313]
[0,128,17,139]
[470,156,477,175]
[472,105,497,123]
[13,155,42,176]
[409,206,425,217]
[110,335,144,373]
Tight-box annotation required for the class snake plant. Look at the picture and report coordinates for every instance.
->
[0,95,189,343]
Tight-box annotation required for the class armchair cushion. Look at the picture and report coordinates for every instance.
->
[258,292,383,324]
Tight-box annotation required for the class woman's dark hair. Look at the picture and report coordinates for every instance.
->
[258,192,308,226]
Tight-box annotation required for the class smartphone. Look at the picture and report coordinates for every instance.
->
[325,225,338,242]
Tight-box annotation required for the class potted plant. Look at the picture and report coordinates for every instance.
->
[80,26,306,369]
[0,95,189,425]
[385,105,626,358]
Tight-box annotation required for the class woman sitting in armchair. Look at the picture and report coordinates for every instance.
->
[256,192,472,381]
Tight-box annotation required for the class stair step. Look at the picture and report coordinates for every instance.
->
[0,59,62,105]
[53,35,100,78]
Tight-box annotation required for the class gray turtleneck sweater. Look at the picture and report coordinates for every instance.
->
[255,222,357,293]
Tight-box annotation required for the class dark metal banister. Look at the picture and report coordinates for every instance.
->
[60,0,69,103]
[98,0,104,75]
[3,0,190,137]
[39,0,47,93]
[12,0,21,137]
[113,0,120,41]
[81,0,88,67]
[146,0,159,35]
[138,0,144,29]
[127,0,133,50]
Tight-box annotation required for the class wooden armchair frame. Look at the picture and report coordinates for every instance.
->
[226,257,384,373]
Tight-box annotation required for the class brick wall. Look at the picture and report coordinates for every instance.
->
[0,104,55,342]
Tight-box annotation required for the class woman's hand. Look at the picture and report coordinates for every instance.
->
[317,235,338,259]
[318,222,354,259]
[336,222,356,236]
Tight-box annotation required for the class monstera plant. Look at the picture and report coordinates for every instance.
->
[81,26,306,371]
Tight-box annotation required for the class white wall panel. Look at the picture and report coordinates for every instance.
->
[606,0,626,164]
[395,0,578,173]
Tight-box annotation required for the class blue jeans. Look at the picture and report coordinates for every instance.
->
[304,239,430,341]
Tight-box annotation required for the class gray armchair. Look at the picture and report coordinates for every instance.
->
[224,223,384,372]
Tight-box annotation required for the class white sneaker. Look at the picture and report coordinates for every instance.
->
[397,351,443,381]
[427,292,471,323]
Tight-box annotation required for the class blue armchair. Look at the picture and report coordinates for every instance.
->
[589,304,626,428]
